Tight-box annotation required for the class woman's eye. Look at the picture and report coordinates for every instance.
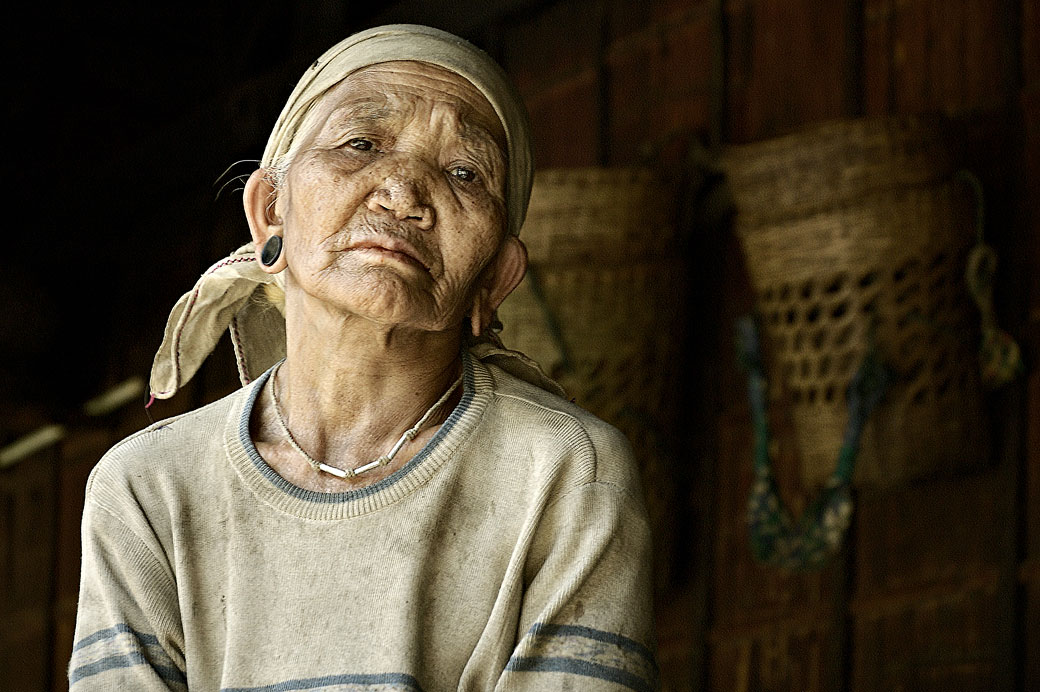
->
[347,138,373,151]
[449,166,477,182]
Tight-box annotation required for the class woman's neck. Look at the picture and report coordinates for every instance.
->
[252,293,465,492]
[284,314,462,433]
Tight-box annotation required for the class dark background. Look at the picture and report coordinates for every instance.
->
[2,1,1039,690]
[4,1,385,422]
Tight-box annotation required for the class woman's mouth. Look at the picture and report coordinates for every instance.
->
[346,237,429,273]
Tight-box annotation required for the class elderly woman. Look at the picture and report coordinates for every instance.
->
[70,25,654,692]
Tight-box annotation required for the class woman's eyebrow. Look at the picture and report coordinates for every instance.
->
[459,119,506,157]
[326,100,397,127]
[457,98,507,151]
[458,135,503,164]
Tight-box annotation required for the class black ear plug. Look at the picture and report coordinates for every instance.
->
[261,236,283,266]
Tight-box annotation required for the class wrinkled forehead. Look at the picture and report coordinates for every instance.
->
[303,61,508,152]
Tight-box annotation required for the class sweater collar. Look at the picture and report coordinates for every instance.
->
[223,350,493,519]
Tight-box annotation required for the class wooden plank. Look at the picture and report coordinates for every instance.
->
[724,0,850,142]
[851,468,1017,690]
[711,404,849,692]
[1025,560,1040,690]
[524,70,602,167]
[656,14,715,139]
[0,448,58,692]
[862,0,1013,116]
[722,0,755,141]
[862,0,894,116]
[605,12,714,163]
[710,622,834,692]
[369,0,547,41]
[655,583,696,692]
[992,382,1024,692]
[605,30,657,164]
[1029,368,1040,568]
[1026,0,1040,88]
[843,0,866,117]
[853,473,1004,599]
[607,0,712,43]
[711,408,853,689]
[1021,88,1040,506]
[501,0,605,98]
[851,581,1001,691]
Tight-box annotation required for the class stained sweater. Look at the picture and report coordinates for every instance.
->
[70,353,657,691]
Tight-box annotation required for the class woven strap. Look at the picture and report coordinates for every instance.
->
[736,316,889,571]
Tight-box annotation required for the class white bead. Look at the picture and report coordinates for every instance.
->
[318,463,349,478]
[353,459,382,474]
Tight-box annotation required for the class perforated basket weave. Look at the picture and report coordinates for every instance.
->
[722,117,988,489]
[498,168,686,587]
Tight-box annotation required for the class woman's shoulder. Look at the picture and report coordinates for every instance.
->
[478,360,639,491]
[86,386,249,510]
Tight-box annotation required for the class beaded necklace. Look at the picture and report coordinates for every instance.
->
[268,361,462,479]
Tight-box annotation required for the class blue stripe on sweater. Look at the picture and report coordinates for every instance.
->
[69,624,185,687]
[69,651,186,686]
[506,656,653,692]
[507,622,657,690]
[528,622,657,670]
[72,623,161,651]
[221,672,425,691]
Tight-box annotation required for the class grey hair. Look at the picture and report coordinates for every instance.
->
[261,101,330,192]
[262,159,290,192]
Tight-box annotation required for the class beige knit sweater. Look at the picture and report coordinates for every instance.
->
[70,353,657,691]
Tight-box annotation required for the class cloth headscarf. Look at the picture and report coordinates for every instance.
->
[149,24,562,401]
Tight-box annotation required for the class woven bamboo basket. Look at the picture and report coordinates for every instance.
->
[722,116,989,489]
[498,168,686,587]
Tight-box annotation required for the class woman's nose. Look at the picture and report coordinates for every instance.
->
[365,177,435,231]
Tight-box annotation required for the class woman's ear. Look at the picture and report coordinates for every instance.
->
[243,169,287,273]
[470,237,528,337]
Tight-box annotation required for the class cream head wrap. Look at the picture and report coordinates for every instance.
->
[149,25,561,401]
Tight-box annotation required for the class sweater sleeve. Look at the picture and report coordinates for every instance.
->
[494,480,658,692]
[69,489,186,690]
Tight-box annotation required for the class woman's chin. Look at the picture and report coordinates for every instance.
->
[317,284,442,330]
[291,260,464,334]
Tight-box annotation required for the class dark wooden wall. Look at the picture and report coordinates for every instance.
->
[2,2,1037,691]
[488,1,1038,690]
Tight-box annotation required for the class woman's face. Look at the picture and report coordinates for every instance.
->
[273,60,510,333]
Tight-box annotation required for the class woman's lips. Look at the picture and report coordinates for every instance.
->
[346,237,429,272]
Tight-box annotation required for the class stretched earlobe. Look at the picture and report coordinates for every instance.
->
[471,237,528,336]
[486,237,528,310]
[470,297,483,337]
[244,168,287,273]
[470,288,491,337]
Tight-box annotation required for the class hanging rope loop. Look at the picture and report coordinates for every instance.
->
[955,170,1024,389]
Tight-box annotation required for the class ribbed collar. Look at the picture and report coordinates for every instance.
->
[223,351,492,520]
